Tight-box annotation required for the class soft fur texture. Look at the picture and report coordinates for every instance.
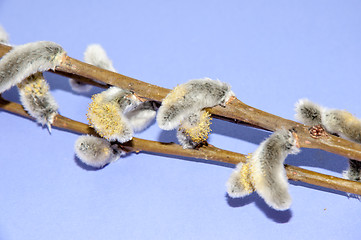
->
[88,87,157,142]
[0,41,65,93]
[322,109,361,182]
[73,44,157,135]
[295,99,361,182]
[176,129,198,149]
[226,161,254,198]
[87,87,140,143]
[295,98,361,141]
[227,129,300,210]
[69,44,115,92]
[74,135,124,168]
[125,101,157,132]
[251,129,299,210]
[18,73,58,130]
[322,109,361,142]
[176,110,211,149]
[344,159,361,182]
[294,98,323,126]
[84,44,116,72]
[0,29,60,130]
[157,78,234,130]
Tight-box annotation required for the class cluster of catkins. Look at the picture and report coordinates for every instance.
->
[0,25,236,169]
[0,26,65,131]
[226,129,300,210]
[76,44,236,167]
[226,99,361,211]
[2,24,360,211]
[71,44,158,168]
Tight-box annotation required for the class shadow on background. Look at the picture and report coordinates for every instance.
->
[285,148,348,174]
[45,72,102,98]
[226,194,292,223]
[211,118,270,145]
[74,155,107,171]
[289,180,355,199]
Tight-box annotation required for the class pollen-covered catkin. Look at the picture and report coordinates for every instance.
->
[226,159,255,198]
[177,110,212,149]
[74,135,124,168]
[17,73,58,129]
[227,129,300,211]
[157,78,234,130]
[87,87,140,143]
[0,41,65,93]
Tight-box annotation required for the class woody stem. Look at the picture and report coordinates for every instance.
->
[1,96,360,195]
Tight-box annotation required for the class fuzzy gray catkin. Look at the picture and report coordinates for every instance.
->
[227,129,300,210]
[74,135,125,168]
[69,44,115,92]
[176,110,212,149]
[157,78,234,131]
[17,73,59,129]
[321,109,361,143]
[294,99,323,126]
[295,99,361,182]
[84,44,116,72]
[0,41,65,93]
[157,78,234,148]
[0,28,60,130]
[295,98,361,141]
[345,160,361,182]
[125,101,157,132]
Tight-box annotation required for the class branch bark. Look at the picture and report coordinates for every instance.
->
[1,43,361,161]
[1,96,361,195]
[55,55,361,161]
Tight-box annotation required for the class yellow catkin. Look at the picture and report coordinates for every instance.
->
[162,84,187,106]
[17,73,48,97]
[180,110,212,144]
[87,94,125,140]
[238,159,255,194]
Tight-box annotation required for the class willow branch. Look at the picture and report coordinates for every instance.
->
[1,43,360,161]
[1,96,360,195]
[55,55,361,162]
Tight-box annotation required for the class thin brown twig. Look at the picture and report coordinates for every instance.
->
[0,43,11,57]
[1,96,361,195]
[54,54,361,161]
[2,44,360,161]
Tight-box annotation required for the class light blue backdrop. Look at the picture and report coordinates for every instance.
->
[0,1,360,239]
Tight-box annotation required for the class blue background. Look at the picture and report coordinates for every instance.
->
[1,1,361,239]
